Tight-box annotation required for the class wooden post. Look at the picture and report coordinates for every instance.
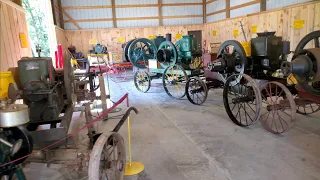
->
[111,0,117,28]
[158,0,163,26]
[203,0,206,23]
[13,0,22,6]
[260,0,266,12]
[57,0,64,28]
[226,0,230,18]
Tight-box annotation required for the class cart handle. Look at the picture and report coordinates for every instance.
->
[112,107,139,132]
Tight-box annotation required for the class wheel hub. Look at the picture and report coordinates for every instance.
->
[232,96,254,103]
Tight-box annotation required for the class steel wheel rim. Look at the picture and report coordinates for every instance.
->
[223,74,262,127]
[186,77,208,105]
[163,65,188,99]
[295,96,320,115]
[99,135,125,180]
[260,82,296,134]
[134,70,150,93]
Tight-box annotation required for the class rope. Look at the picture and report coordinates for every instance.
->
[0,93,129,167]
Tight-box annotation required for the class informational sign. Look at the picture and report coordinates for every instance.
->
[148,35,156,40]
[19,33,28,48]
[89,39,97,44]
[117,36,125,43]
[233,30,239,36]
[251,26,258,33]
[212,30,217,36]
[294,20,304,29]
[175,33,183,39]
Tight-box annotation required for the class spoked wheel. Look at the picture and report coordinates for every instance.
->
[260,82,296,134]
[110,65,127,83]
[223,74,262,127]
[216,40,248,84]
[163,64,188,99]
[294,96,320,115]
[89,132,126,180]
[186,77,208,105]
[134,70,151,93]
[128,38,157,69]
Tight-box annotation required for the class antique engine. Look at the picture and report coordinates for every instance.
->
[0,101,33,179]
[208,31,290,79]
[17,57,67,130]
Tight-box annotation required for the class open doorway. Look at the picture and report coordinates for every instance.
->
[23,0,54,58]
[188,30,202,50]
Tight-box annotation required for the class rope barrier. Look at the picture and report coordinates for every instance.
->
[0,93,129,167]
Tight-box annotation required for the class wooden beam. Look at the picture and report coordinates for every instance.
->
[162,3,202,6]
[163,15,203,19]
[60,7,82,29]
[51,0,57,26]
[115,4,158,8]
[229,0,260,10]
[57,0,64,29]
[158,0,163,26]
[203,0,206,23]
[64,18,113,23]
[260,0,266,11]
[226,0,230,18]
[206,0,216,4]
[111,0,116,28]
[13,0,22,6]
[206,9,226,17]
[63,6,112,10]
[117,17,159,21]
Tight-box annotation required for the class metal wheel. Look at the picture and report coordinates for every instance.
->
[186,77,208,105]
[134,70,151,93]
[157,41,178,69]
[64,58,75,103]
[124,39,135,62]
[110,65,127,83]
[3,126,33,165]
[223,74,262,127]
[295,96,320,115]
[89,132,126,180]
[163,65,188,99]
[128,38,157,69]
[260,81,296,134]
[217,40,248,84]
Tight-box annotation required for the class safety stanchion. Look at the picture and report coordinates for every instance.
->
[124,116,144,176]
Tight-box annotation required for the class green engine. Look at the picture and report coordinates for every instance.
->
[18,57,66,130]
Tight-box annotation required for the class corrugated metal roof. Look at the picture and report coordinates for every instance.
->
[65,9,113,20]
[230,0,253,7]
[162,0,202,3]
[115,0,157,5]
[78,21,114,29]
[230,3,260,18]
[117,19,159,28]
[163,17,203,25]
[64,22,78,30]
[61,0,111,7]
[162,5,202,16]
[207,12,226,23]
[266,0,311,10]
[116,7,158,18]
[206,0,226,14]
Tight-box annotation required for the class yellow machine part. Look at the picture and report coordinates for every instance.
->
[287,74,298,85]
[240,42,251,56]
[0,71,15,99]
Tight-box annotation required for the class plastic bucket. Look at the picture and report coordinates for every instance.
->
[241,42,251,56]
[0,71,15,99]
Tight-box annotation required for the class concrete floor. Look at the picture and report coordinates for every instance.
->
[24,72,320,180]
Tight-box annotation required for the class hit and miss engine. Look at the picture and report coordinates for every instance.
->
[208,31,290,78]
[17,57,70,130]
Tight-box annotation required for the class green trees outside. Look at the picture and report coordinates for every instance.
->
[23,0,51,57]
